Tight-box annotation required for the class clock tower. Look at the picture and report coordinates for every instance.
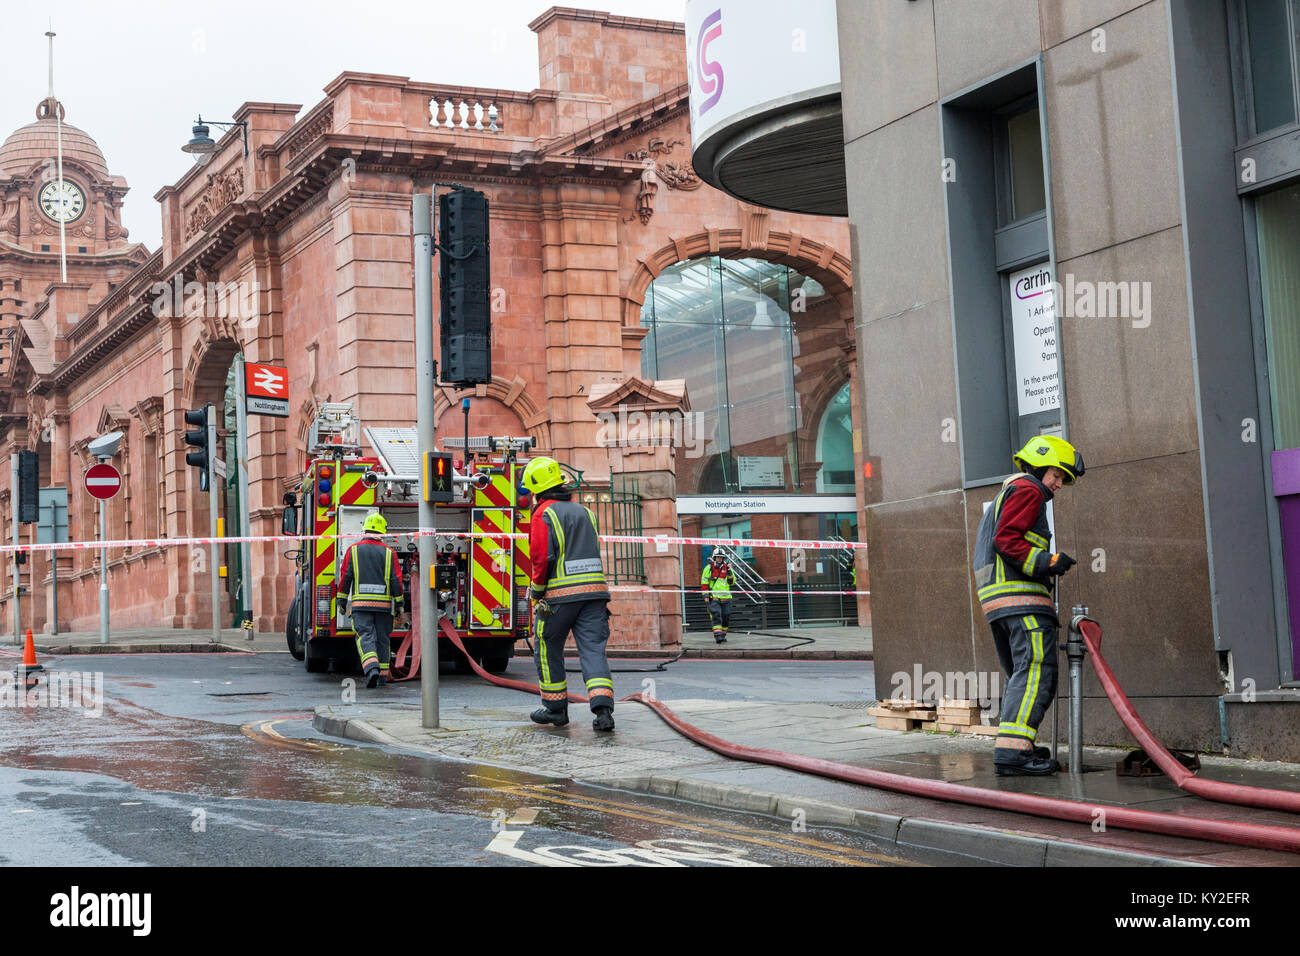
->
[0,94,149,432]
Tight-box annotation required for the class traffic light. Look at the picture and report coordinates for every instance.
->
[438,187,491,387]
[14,548,27,566]
[17,449,38,523]
[424,451,455,504]
[184,405,211,492]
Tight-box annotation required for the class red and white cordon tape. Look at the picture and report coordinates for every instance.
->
[0,528,868,556]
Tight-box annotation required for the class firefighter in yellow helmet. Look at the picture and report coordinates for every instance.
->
[338,511,406,688]
[700,551,736,643]
[971,436,1084,776]
[522,456,615,731]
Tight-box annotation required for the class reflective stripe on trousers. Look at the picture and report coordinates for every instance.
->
[991,613,1058,753]
[532,599,613,713]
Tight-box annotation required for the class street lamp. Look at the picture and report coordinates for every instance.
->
[182,115,248,159]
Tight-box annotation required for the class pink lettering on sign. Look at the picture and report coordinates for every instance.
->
[697,9,724,116]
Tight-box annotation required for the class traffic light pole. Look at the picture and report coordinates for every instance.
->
[207,404,219,643]
[414,191,439,728]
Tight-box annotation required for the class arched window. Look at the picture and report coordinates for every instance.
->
[816,382,855,493]
[641,256,831,496]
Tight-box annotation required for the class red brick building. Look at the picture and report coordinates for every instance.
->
[0,7,856,646]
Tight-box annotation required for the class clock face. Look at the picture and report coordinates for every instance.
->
[38,179,86,224]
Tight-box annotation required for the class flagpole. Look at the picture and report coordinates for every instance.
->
[46,25,67,283]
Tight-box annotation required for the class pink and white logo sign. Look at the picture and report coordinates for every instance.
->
[696,9,724,116]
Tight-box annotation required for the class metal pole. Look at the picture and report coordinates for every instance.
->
[414,191,439,728]
[234,358,254,640]
[1066,605,1089,776]
[98,463,108,644]
[208,403,220,643]
[51,542,58,636]
[10,454,19,644]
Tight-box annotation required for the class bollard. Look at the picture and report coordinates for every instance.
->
[1065,605,1090,775]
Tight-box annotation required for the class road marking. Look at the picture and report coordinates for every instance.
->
[510,785,913,865]
[240,716,336,753]
[11,809,34,814]
[119,802,142,806]
[484,830,768,867]
[494,785,899,867]
[506,807,540,825]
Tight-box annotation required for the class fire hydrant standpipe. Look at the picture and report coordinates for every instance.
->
[1065,606,1089,775]
[436,624,1300,856]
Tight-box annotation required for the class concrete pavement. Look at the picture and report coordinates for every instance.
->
[679,625,871,659]
[25,627,286,655]
[314,692,1300,867]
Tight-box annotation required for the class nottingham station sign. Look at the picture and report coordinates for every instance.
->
[685,0,846,216]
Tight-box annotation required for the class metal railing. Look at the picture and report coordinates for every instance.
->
[579,472,645,585]
[708,544,767,606]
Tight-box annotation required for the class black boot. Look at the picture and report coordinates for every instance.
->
[365,668,380,689]
[592,706,615,732]
[994,753,1060,776]
[531,706,569,727]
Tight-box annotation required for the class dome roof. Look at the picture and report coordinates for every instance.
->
[0,97,109,178]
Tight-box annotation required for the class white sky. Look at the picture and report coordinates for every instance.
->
[4,0,688,251]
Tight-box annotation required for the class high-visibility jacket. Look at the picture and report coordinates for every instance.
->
[339,536,404,614]
[529,498,610,604]
[972,473,1056,624]
[701,562,734,600]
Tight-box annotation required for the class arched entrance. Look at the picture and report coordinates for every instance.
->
[188,339,241,628]
[633,249,860,630]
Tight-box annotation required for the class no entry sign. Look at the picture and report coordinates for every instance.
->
[85,462,122,500]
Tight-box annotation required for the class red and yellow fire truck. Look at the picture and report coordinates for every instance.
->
[282,403,538,677]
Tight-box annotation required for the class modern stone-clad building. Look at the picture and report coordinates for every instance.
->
[829,0,1300,759]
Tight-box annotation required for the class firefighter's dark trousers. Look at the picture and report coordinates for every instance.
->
[533,599,613,714]
[706,596,731,639]
[352,609,393,678]
[991,613,1058,760]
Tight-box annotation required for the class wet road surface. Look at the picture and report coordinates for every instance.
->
[0,649,949,867]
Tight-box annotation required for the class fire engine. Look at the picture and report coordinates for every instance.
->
[282,403,539,677]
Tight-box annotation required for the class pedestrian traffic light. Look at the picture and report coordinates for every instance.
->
[438,186,491,387]
[184,405,211,492]
[17,449,38,524]
[424,451,455,504]
[15,548,27,565]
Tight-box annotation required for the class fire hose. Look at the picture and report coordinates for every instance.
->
[431,621,1300,856]
[1078,618,1300,815]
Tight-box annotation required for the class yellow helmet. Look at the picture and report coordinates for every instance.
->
[1013,436,1085,484]
[363,511,388,534]
[522,456,565,495]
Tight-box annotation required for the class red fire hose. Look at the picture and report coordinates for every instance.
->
[434,623,1300,855]
[1078,618,1300,814]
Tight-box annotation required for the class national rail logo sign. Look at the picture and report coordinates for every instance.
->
[245,362,289,418]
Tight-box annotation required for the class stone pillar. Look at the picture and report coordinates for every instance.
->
[238,231,292,632]
[587,377,691,649]
[158,314,196,628]
[540,184,625,475]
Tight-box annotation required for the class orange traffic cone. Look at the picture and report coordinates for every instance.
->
[15,628,43,687]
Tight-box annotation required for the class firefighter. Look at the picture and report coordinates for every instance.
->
[702,554,733,642]
[337,511,406,688]
[522,456,615,732]
[972,436,1085,776]
[700,551,735,643]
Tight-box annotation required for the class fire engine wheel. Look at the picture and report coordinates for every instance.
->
[451,648,474,675]
[482,654,511,674]
[304,636,330,673]
[286,592,305,661]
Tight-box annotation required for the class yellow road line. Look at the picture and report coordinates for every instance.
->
[497,784,907,867]
[241,717,335,753]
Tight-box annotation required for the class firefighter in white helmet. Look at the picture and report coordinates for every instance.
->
[522,457,615,731]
